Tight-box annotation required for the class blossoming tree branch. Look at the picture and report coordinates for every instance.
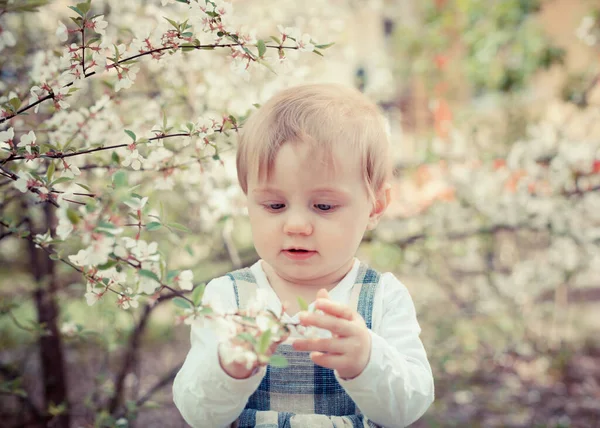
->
[0,0,332,425]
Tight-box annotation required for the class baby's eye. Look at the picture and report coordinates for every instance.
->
[267,203,285,211]
[314,203,335,211]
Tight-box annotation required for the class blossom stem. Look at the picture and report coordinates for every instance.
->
[81,25,86,74]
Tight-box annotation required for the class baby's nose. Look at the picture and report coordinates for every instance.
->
[283,213,313,235]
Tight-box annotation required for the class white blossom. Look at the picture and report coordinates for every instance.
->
[213,317,238,341]
[61,161,81,178]
[0,27,16,52]
[296,33,314,52]
[85,291,102,306]
[56,22,68,42]
[122,149,144,170]
[91,16,108,36]
[246,288,269,316]
[219,342,256,370]
[196,117,215,137]
[0,127,14,151]
[129,240,160,262]
[138,271,161,294]
[178,270,194,290]
[56,216,74,240]
[20,130,36,151]
[60,321,78,336]
[124,196,148,211]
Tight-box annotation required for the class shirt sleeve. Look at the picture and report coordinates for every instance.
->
[172,276,266,428]
[336,273,435,427]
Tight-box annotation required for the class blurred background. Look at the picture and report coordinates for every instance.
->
[1,0,599,426]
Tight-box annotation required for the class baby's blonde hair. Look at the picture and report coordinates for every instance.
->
[236,83,391,201]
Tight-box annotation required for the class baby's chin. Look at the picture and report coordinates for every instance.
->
[272,264,346,287]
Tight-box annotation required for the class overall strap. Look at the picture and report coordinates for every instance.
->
[226,267,258,310]
[350,262,380,330]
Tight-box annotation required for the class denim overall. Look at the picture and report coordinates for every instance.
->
[227,262,381,428]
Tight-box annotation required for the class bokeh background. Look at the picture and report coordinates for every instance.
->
[1,0,599,427]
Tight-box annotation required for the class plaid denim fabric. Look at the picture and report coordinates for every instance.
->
[227,263,381,428]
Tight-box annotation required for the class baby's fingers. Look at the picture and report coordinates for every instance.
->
[299,312,354,337]
[313,298,354,320]
[293,337,346,354]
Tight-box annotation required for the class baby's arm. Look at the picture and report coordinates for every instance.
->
[172,277,266,428]
[337,273,435,427]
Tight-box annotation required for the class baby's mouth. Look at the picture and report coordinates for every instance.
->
[282,248,317,259]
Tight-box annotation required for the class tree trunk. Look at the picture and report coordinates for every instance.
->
[27,204,70,427]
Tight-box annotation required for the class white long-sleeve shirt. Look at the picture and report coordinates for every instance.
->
[173,259,434,427]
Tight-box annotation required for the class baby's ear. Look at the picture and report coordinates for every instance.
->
[367,183,391,230]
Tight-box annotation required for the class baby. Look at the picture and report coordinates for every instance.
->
[173,83,434,427]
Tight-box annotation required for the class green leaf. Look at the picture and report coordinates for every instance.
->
[112,152,120,163]
[75,182,92,192]
[66,208,80,225]
[164,17,179,30]
[236,332,256,344]
[49,254,61,261]
[97,260,118,270]
[86,36,102,46]
[173,297,192,309]
[180,44,197,52]
[146,221,162,231]
[270,35,281,45]
[46,162,55,182]
[258,329,272,354]
[257,58,277,74]
[50,177,72,186]
[192,284,205,306]
[8,97,21,111]
[297,296,309,312]
[76,1,90,14]
[198,306,213,315]
[166,222,190,232]
[315,42,334,49]
[124,129,137,141]
[269,355,289,368]
[139,269,160,283]
[68,5,84,17]
[113,171,127,187]
[257,40,266,57]
[312,49,324,57]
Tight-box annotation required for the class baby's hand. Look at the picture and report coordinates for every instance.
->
[292,289,371,380]
[218,311,290,379]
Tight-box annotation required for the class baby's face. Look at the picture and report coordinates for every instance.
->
[246,142,375,287]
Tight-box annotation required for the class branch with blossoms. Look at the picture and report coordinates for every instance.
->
[0,0,336,422]
[0,114,237,211]
[0,0,330,125]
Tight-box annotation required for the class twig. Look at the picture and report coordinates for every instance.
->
[0,165,60,208]
[0,42,297,125]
